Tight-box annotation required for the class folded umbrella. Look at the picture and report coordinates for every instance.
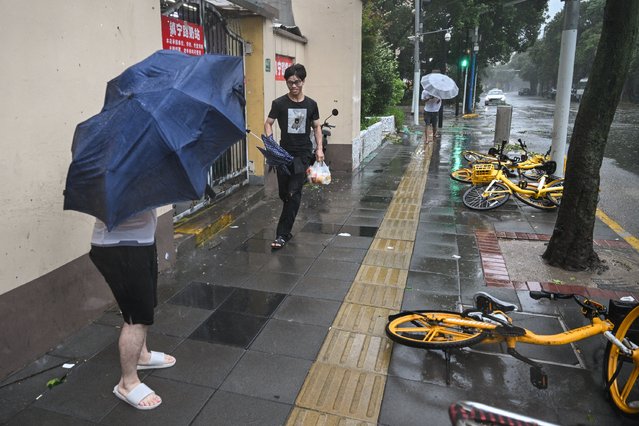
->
[256,134,294,175]
[420,73,459,100]
[63,50,246,230]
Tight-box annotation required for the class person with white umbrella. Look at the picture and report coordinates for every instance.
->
[421,89,442,140]
[420,73,459,140]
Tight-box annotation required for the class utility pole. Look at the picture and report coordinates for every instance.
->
[467,27,479,114]
[411,0,421,125]
[550,0,579,178]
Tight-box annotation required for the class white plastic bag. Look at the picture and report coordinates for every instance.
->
[307,161,331,185]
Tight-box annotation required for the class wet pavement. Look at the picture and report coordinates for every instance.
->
[2,105,639,425]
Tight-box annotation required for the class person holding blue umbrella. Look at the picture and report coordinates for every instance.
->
[264,64,324,249]
[64,50,247,410]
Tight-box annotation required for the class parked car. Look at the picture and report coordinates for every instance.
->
[484,88,506,105]
[518,87,531,96]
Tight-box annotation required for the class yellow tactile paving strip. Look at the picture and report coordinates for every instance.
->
[286,141,433,425]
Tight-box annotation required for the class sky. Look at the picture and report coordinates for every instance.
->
[547,0,564,19]
[540,0,564,36]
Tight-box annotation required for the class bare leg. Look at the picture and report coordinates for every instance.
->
[117,323,161,408]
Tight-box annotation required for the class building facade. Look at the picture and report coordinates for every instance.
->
[0,0,362,379]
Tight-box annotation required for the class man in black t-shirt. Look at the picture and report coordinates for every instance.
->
[264,63,323,249]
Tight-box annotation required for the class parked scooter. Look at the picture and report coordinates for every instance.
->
[312,108,338,164]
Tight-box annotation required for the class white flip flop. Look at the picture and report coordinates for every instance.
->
[113,383,161,410]
[137,351,176,370]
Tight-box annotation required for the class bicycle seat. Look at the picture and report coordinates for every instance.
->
[474,292,518,313]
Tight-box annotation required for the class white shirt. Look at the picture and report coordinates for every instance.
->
[421,90,442,112]
[91,210,157,247]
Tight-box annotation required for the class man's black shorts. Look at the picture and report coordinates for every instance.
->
[424,111,439,127]
[89,243,158,325]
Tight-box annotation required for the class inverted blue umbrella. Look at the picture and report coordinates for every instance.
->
[256,133,294,175]
[63,50,246,230]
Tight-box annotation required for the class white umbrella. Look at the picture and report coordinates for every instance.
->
[420,73,459,99]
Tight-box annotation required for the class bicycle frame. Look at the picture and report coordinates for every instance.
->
[427,312,614,348]
[482,169,563,199]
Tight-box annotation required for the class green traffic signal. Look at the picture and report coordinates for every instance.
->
[460,57,469,68]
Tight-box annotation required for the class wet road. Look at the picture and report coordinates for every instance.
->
[474,92,639,238]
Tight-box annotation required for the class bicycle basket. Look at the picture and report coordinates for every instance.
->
[471,163,497,184]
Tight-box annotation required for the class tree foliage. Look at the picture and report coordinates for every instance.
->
[361,2,404,118]
[365,0,546,103]
[511,0,639,99]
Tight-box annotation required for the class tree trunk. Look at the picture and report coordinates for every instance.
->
[543,1,639,270]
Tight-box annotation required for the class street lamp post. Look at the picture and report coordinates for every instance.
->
[438,31,451,127]
[411,0,421,126]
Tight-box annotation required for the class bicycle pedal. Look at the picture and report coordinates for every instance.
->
[530,367,548,389]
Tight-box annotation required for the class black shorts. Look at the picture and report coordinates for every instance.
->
[89,243,158,325]
[424,111,439,127]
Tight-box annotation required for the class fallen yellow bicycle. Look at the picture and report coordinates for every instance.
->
[386,290,639,418]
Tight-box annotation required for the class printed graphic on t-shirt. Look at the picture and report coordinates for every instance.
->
[288,109,306,134]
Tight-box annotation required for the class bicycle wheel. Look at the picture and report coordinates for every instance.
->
[604,305,639,418]
[545,179,564,206]
[513,186,557,210]
[521,168,545,181]
[450,168,473,184]
[463,151,485,163]
[462,183,510,210]
[386,311,487,350]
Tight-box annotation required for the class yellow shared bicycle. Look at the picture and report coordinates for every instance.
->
[386,290,639,418]
[451,139,551,184]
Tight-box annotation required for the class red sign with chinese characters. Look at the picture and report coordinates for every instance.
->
[161,16,205,56]
[275,55,294,81]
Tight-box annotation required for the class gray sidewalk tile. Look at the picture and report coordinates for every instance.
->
[152,340,244,388]
[49,323,120,360]
[191,390,291,426]
[457,259,484,280]
[379,376,464,426]
[5,407,96,426]
[219,351,312,404]
[410,256,458,276]
[290,275,352,301]
[167,282,235,310]
[237,270,301,293]
[414,229,458,246]
[274,295,341,327]
[261,254,315,275]
[400,290,459,311]
[250,319,328,360]
[32,360,120,422]
[152,304,213,338]
[318,246,367,263]
[0,355,69,404]
[307,258,360,282]
[99,376,214,426]
[217,251,271,272]
[329,234,374,249]
[189,311,267,348]
[412,242,460,259]
[200,265,254,287]
[406,271,459,295]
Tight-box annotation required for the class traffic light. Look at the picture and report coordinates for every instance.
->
[460,57,469,68]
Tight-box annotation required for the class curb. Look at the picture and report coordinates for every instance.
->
[173,184,265,251]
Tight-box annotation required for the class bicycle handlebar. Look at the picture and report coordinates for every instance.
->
[529,290,573,300]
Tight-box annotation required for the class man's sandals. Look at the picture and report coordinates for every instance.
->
[271,235,290,249]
